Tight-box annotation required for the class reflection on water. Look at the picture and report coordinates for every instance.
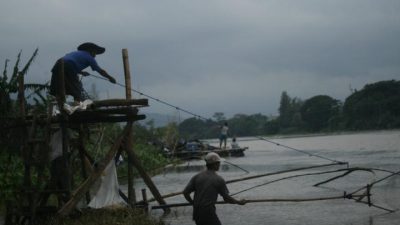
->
[132,130,400,225]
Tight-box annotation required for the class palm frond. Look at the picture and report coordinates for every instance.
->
[24,83,49,91]
[20,48,39,77]
[34,91,47,104]
[10,51,22,87]
[25,83,49,99]
[2,59,10,87]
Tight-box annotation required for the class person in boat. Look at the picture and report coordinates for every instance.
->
[219,122,229,149]
[231,137,240,149]
[50,42,116,102]
[183,152,246,225]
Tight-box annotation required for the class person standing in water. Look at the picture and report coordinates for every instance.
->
[219,122,229,149]
[183,152,246,225]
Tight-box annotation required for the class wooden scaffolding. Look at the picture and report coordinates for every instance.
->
[5,49,167,224]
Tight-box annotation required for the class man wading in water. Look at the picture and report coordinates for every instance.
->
[183,152,246,225]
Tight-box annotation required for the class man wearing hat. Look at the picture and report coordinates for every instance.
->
[183,152,246,225]
[50,42,116,102]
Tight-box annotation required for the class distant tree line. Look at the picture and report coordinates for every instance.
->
[176,80,400,139]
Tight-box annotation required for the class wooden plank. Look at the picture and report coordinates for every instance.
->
[92,99,148,107]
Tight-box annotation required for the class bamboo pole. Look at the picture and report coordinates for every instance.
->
[313,168,374,187]
[151,194,367,210]
[77,127,91,203]
[68,114,146,124]
[124,146,169,211]
[57,126,130,216]
[122,49,136,205]
[55,59,72,203]
[147,163,343,202]
[350,170,400,195]
[226,163,343,184]
[92,98,148,107]
[231,167,375,196]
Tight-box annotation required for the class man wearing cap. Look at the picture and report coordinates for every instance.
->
[50,42,116,102]
[183,152,246,225]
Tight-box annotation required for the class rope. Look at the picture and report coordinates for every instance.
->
[87,73,207,120]
[88,73,348,166]
[350,169,400,196]
[230,167,376,196]
[255,136,348,165]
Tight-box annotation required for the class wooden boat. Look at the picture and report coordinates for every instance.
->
[164,139,248,159]
[165,147,248,159]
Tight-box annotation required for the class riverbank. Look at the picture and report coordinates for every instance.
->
[1,207,164,225]
[204,128,400,143]
[46,208,165,225]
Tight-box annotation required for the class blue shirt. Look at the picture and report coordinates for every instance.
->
[62,50,102,73]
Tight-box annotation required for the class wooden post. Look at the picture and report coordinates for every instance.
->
[18,73,30,187]
[78,127,91,204]
[124,145,169,211]
[122,49,132,100]
[18,72,36,224]
[122,49,168,211]
[122,49,136,205]
[57,60,72,201]
[141,189,148,213]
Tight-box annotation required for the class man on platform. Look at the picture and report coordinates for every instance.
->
[50,42,116,102]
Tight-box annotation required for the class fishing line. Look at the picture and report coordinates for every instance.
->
[87,73,207,120]
[88,73,347,165]
[230,167,376,197]
[255,136,348,165]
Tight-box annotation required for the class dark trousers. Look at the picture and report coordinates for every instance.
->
[194,206,222,225]
[50,59,87,101]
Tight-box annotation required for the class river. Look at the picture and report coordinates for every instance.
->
[133,130,400,225]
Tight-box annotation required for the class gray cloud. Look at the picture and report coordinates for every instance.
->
[1,0,400,118]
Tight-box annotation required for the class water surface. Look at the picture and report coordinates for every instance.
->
[133,130,400,225]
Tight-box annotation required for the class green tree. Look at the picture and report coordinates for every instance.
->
[343,80,400,129]
[178,117,217,139]
[300,95,341,132]
[1,49,47,152]
[212,112,226,122]
[278,91,292,128]
[277,92,304,133]
[229,113,268,136]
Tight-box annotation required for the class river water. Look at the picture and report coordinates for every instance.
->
[133,130,400,225]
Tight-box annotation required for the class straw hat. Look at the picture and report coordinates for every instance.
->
[204,152,224,164]
[77,42,105,54]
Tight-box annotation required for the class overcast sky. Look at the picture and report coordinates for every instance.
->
[1,0,399,119]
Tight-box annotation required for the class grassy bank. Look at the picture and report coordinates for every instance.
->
[0,141,175,224]
[41,208,164,225]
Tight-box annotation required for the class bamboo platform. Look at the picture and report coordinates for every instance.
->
[4,49,169,225]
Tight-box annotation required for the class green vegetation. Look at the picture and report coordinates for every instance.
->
[42,208,164,225]
[176,80,400,139]
[343,80,400,129]
[1,48,400,224]
[0,51,174,224]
